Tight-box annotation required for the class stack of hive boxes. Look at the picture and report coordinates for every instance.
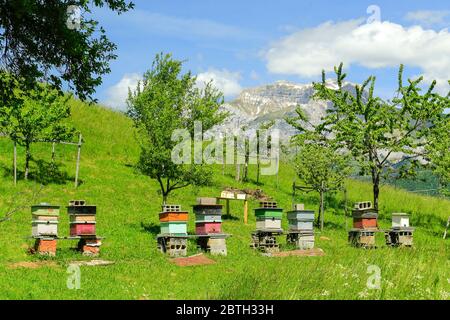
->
[159,205,188,235]
[194,197,227,255]
[255,201,283,231]
[68,200,101,256]
[193,198,223,235]
[250,201,283,253]
[386,213,414,247]
[157,205,188,257]
[348,201,378,248]
[286,204,315,249]
[31,203,60,256]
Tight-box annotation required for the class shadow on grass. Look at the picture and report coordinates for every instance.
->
[1,159,77,186]
[222,214,240,221]
[141,222,160,236]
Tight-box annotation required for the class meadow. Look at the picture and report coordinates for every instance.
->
[0,100,449,300]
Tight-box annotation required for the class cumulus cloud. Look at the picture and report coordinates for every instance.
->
[405,10,450,27]
[104,73,142,111]
[196,69,242,97]
[265,19,450,93]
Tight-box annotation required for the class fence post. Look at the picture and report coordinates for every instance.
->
[74,134,82,188]
[13,141,17,186]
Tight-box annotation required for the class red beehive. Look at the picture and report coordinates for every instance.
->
[70,222,96,236]
[195,222,222,235]
[353,218,378,229]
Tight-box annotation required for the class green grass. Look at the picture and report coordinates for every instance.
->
[0,100,449,300]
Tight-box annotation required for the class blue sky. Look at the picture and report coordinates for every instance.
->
[91,0,450,109]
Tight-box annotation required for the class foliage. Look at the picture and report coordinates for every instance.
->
[0,74,75,179]
[0,0,134,100]
[313,63,449,210]
[127,53,227,203]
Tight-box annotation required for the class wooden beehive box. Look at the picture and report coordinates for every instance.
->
[32,220,59,237]
[195,222,222,235]
[193,204,223,215]
[353,218,378,229]
[256,217,282,230]
[195,214,222,223]
[288,220,314,231]
[31,203,60,219]
[254,207,283,218]
[159,211,189,222]
[160,222,188,235]
[196,197,217,205]
[392,213,410,228]
[287,210,315,221]
[70,221,96,236]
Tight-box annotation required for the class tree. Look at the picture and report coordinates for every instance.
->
[0,0,134,101]
[313,63,449,210]
[1,78,75,180]
[127,53,227,204]
[288,109,350,230]
[256,120,275,184]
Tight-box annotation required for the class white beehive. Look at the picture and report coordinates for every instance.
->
[392,213,410,228]
[32,220,58,237]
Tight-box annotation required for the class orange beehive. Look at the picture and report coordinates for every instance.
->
[353,218,378,229]
[159,211,189,222]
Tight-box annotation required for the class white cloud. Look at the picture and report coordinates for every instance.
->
[405,10,450,27]
[265,19,450,93]
[104,73,141,110]
[196,69,242,97]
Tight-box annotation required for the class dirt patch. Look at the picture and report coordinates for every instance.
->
[224,187,271,201]
[8,261,58,269]
[269,248,325,257]
[171,254,216,267]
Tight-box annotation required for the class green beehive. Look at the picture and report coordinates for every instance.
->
[160,222,188,236]
[254,208,283,219]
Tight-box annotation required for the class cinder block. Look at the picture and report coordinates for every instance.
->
[82,245,100,256]
[69,200,86,206]
[161,204,181,212]
[196,197,217,205]
[259,201,277,208]
[354,201,373,210]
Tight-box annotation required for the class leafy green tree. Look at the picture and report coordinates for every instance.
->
[0,0,133,100]
[313,63,449,210]
[288,110,350,230]
[2,80,75,180]
[127,53,227,204]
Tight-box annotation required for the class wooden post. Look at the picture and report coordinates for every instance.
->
[320,181,325,231]
[244,199,248,225]
[444,216,450,240]
[13,141,17,186]
[74,134,82,188]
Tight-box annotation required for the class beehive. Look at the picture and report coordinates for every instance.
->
[254,207,283,219]
[256,217,282,230]
[352,201,378,230]
[160,222,188,235]
[32,220,59,237]
[193,204,223,215]
[193,203,223,235]
[196,222,222,235]
[287,210,315,221]
[31,203,60,221]
[70,222,96,236]
[392,213,410,228]
[289,220,314,231]
[159,211,189,222]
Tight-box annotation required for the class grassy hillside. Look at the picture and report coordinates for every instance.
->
[0,100,449,300]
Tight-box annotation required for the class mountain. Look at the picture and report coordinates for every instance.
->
[207,80,358,140]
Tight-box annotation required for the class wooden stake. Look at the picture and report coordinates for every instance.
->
[74,133,82,188]
[51,142,56,162]
[244,199,248,225]
[13,141,17,186]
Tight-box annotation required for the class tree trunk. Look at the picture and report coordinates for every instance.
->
[372,170,380,211]
[256,131,260,184]
[162,193,168,205]
[24,143,31,180]
[320,189,324,231]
